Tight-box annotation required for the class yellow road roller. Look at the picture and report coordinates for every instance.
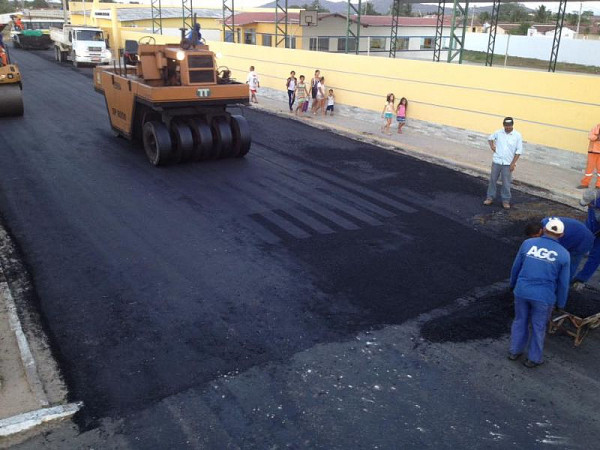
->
[0,34,24,117]
[93,37,251,166]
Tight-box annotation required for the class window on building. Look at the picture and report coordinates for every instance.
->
[395,37,409,51]
[309,37,327,51]
[420,37,434,50]
[285,36,296,49]
[369,37,385,50]
[244,29,256,45]
[262,34,272,46]
[337,37,356,52]
[225,31,234,42]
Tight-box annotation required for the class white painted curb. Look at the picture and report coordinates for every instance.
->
[0,402,82,437]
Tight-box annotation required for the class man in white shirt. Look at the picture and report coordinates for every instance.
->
[483,117,523,210]
[246,66,260,103]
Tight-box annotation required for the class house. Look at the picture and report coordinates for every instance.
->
[224,12,453,59]
[528,24,576,38]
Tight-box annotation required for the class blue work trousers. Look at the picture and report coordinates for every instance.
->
[509,297,553,364]
[486,163,512,202]
[575,236,600,283]
[570,252,586,281]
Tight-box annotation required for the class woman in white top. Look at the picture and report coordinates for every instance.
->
[315,76,325,115]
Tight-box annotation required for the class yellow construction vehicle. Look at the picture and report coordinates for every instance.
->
[93,34,251,166]
[0,41,24,117]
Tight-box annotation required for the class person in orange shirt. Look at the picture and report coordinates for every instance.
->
[0,46,8,66]
[578,123,600,189]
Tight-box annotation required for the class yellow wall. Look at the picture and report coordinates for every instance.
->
[117,30,600,154]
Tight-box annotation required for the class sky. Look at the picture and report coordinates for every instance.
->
[116,0,600,15]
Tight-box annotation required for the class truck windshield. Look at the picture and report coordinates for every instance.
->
[76,30,104,41]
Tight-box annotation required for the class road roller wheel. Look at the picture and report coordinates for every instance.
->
[171,121,195,163]
[142,121,172,166]
[0,85,24,117]
[211,117,233,159]
[230,115,251,158]
[188,119,213,161]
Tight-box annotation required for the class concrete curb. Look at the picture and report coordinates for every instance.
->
[248,103,583,210]
[0,403,82,438]
[0,282,49,408]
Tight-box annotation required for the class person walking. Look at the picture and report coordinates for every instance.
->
[571,189,600,290]
[310,69,320,114]
[326,89,335,116]
[396,97,408,134]
[286,71,297,112]
[294,75,309,116]
[525,217,594,281]
[380,93,395,135]
[577,123,600,189]
[509,217,570,368]
[315,76,325,115]
[246,66,260,103]
[483,117,523,210]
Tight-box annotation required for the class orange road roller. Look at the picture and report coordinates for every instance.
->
[93,38,251,166]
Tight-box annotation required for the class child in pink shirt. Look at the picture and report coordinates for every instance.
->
[396,97,408,134]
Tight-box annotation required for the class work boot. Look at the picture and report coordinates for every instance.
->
[502,202,511,210]
[483,198,493,206]
[507,352,522,361]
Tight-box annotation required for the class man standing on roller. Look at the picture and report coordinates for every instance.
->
[509,218,570,368]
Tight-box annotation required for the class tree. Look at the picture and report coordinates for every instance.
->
[498,3,528,23]
[308,0,329,13]
[566,12,578,26]
[478,11,490,24]
[534,5,550,24]
[509,22,532,35]
[361,2,380,16]
[0,0,17,14]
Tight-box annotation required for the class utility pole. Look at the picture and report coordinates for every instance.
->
[61,0,69,24]
[576,1,582,35]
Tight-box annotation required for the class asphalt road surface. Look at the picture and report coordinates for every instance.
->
[2,48,600,449]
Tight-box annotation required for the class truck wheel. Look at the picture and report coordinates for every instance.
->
[171,121,195,163]
[211,117,233,159]
[143,121,172,166]
[188,119,213,161]
[230,115,251,158]
[72,51,79,68]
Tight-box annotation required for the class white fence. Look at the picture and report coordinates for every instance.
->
[464,32,600,67]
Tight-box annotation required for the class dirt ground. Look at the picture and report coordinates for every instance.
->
[0,284,40,420]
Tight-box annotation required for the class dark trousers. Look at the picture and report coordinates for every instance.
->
[288,89,295,111]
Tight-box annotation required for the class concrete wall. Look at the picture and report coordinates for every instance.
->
[119,29,600,155]
[464,31,600,67]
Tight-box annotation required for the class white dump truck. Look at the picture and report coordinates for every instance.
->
[50,25,111,67]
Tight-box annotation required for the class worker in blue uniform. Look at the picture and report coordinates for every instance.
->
[572,190,600,290]
[509,217,570,368]
[525,216,594,281]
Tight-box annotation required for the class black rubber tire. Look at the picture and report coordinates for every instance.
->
[211,116,233,159]
[230,115,252,158]
[142,121,172,166]
[171,120,195,163]
[188,119,213,161]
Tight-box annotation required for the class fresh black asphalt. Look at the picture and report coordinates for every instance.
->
[2,48,595,448]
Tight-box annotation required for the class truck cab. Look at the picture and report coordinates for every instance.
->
[51,25,111,66]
